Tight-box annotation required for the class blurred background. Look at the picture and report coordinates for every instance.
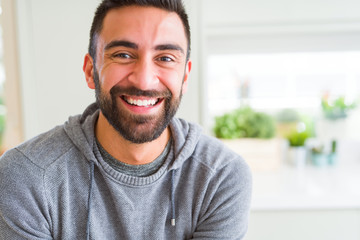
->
[1,0,360,239]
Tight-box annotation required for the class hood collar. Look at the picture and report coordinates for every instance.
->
[64,103,203,169]
[168,117,202,170]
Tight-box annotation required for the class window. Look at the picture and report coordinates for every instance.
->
[207,51,360,120]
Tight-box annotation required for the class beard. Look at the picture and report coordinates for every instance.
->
[93,68,183,144]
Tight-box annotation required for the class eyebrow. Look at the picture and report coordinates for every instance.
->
[104,40,138,51]
[155,44,184,55]
[104,40,184,55]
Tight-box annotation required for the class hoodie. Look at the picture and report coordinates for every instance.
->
[0,103,252,240]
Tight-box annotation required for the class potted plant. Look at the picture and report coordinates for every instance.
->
[321,95,356,120]
[311,139,337,166]
[213,107,283,171]
[310,144,328,167]
[286,122,311,168]
[328,139,337,165]
[214,106,275,139]
[318,94,357,144]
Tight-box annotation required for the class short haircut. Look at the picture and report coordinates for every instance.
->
[88,0,191,62]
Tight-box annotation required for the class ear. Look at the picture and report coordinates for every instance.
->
[181,59,192,94]
[83,53,96,89]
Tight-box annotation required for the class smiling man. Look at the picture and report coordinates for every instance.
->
[0,0,252,239]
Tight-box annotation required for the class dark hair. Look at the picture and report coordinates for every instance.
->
[88,0,191,62]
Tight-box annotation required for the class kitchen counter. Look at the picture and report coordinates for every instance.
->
[251,161,360,211]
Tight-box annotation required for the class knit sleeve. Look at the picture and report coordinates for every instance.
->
[191,156,252,240]
[0,149,52,240]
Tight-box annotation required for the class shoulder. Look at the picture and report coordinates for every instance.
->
[194,134,250,172]
[189,136,252,239]
[170,117,251,178]
[0,130,68,238]
[0,125,78,209]
[195,135,252,199]
[0,125,74,170]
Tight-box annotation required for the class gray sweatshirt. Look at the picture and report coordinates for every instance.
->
[0,103,252,240]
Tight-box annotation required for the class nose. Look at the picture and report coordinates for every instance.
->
[127,58,159,90]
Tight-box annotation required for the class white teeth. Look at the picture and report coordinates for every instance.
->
[138,100,145,106]
[125,97,158,107]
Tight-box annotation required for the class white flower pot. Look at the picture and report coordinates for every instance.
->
[288,146,307,168]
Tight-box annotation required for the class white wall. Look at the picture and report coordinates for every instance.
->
[202,0,360,26]
[16,0,99,139]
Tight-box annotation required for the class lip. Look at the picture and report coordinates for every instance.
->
[119,95,164,114]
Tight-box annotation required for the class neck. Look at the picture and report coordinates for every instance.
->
[95,112,171,165]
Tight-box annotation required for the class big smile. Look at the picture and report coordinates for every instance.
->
[121,96,162,107]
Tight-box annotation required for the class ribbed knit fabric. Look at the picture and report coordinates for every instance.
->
[95,137,171,177]
[0,103,252,240]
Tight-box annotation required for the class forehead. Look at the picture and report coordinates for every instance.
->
[98,6,187,50]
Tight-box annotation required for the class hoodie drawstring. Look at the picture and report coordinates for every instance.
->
[170,170,176,226]
[86,161,95,240]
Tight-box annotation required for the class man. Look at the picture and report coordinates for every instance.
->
[0,0,252,239]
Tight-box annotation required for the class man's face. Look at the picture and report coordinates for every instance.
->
[89,6,191,143]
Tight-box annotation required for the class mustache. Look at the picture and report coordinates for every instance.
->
[110,86,172,98]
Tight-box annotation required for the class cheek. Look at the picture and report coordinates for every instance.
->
[99,65,130,91]
[158,70,185,96]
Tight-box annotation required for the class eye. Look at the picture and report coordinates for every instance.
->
[113,53,132,59]
[158,56,174,62]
